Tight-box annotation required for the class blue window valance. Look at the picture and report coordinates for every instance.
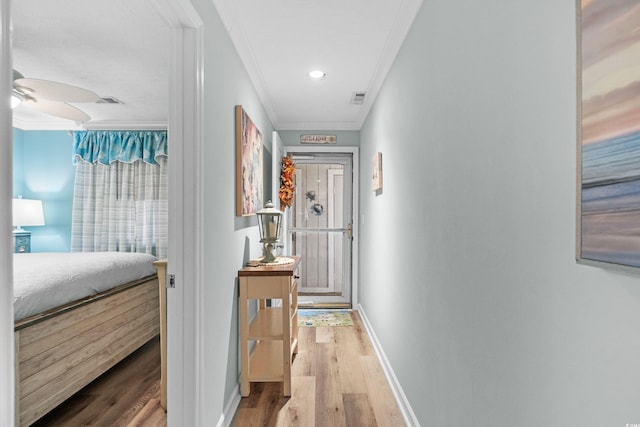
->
[73,130,168,165]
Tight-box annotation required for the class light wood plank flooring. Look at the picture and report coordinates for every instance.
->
[30,311,403,426]
[231,310,405,427]
[31,337,165,427]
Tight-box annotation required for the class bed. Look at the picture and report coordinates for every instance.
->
[13,252,160,426]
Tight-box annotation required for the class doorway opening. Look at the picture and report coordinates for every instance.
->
[287,150,356,308]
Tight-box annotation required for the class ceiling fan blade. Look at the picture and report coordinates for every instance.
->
[14,78,100,103]
[23,99,91,122]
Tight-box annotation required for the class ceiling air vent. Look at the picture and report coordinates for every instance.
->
[351,92,366,105]
[97,96,124,104]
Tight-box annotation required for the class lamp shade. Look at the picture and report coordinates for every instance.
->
[12,198,45,227]
[11,93,22,109]
[256,201,282,243]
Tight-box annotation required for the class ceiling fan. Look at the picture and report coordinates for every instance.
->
[12,69,100,122]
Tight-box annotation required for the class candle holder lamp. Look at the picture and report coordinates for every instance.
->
[256,200,283,263]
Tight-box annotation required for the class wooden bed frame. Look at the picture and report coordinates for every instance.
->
[14,274,160,426]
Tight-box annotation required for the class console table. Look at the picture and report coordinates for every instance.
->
[238,256,300,397]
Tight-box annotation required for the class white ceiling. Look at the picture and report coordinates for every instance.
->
[12,0,422,131]
[11,0,169,130]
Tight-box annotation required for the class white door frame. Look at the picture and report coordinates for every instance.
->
[327,169,344,293]
[150,1,204,425]
[1,2,206,425]
[272,131,289,256]
[1,1,15,425]
[285,145,359,308]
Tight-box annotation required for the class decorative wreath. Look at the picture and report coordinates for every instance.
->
[279,155,295,210]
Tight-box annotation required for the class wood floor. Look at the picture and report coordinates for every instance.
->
[31,311,403,426]
[231,310,405,427]
[31,337,166,427]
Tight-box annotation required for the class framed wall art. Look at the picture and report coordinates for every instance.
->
[577,0,640,267]
[235,105,263,216]
[300,134,337,144]
[372,152,383,192]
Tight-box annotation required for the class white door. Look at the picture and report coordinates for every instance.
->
[287,152,354,307]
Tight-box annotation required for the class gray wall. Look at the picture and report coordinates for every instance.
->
[192,0,275,420]
[359,0,640,426]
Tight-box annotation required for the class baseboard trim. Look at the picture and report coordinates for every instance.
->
[357,304,420,426]
[220,308,419,426]
[218,384,241,427]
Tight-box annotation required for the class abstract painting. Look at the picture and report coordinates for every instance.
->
[235,105,263,216]
[578,0,640,267]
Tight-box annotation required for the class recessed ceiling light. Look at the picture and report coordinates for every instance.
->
[308,70,326,80]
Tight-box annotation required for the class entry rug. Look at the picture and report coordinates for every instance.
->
[297,309,353,327]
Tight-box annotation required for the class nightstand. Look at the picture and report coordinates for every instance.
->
[13,231,31,253]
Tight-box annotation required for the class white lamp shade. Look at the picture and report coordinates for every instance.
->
[12,198,45,227]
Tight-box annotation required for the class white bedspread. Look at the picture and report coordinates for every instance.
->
[14,252,157,321]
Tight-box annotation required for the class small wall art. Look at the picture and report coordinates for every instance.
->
[372,152,383,192]
[235,105,263,216]
[300,134,337,144]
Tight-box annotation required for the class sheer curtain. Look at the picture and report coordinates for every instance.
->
[71,130,168,258]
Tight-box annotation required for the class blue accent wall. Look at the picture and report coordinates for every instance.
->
[12,129,23,197]
[13,130,75,252]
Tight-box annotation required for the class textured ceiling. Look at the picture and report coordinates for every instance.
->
[11,0,422,131]
[11,0,169,130]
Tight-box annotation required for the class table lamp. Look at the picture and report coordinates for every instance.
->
[12,197,45,253]
[256,200,283,263]
[13,197,45,232]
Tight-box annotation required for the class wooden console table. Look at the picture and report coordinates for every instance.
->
[238,256,300,397]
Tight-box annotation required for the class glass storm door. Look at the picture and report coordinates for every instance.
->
[288,153,353,307]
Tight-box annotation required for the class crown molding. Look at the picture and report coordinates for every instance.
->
[276,120,361,131]
[82,121,168,130]
[354,0,423,130]
[214,0,422,131]
[12,118,168,131]
[150,0,202,28]
[11,116,83,131]
[225,17,281,129]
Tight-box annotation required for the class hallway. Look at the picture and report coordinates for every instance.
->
[231,310,404,426]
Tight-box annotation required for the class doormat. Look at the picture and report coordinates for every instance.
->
[297,309,353,327]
